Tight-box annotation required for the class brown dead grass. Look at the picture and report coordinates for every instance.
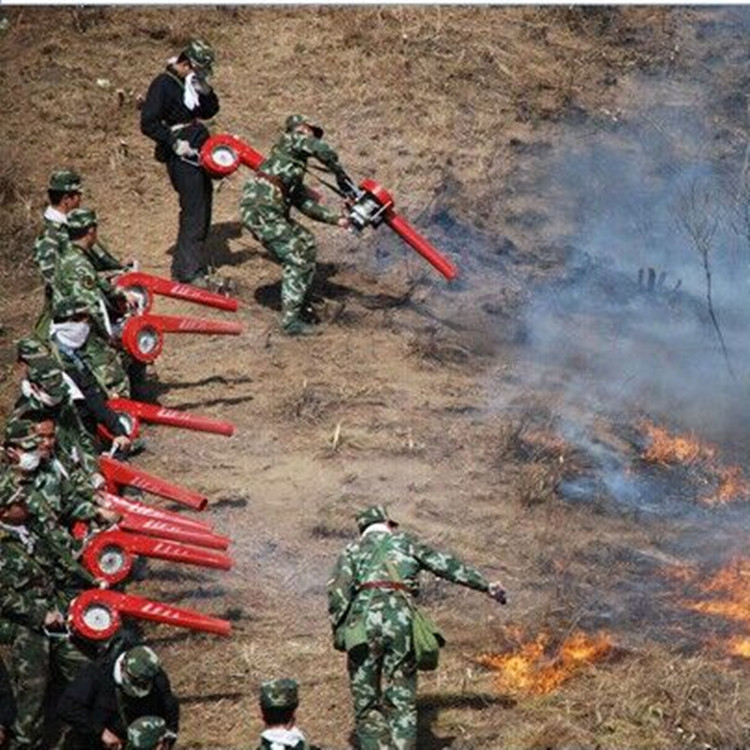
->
[2,6,750,750]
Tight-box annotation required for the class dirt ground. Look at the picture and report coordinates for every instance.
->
[3,6,750,749]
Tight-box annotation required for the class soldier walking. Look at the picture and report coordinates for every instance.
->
[240,115,351,336]
[327,506,507,750]
[141,39,220,285]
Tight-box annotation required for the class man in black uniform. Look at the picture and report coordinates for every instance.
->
[141,39,219,285]
[58,645,179,749]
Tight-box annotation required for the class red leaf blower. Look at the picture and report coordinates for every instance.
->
[103,492,215,533]
[102,397,235,441]
[120,314,243,364]
[99,456,208,511]
[115,271,239,313]
[69,589,231,641]
[200,133,458,280]
[81,528,232,585]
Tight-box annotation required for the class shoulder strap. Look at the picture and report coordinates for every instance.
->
[355,534,392,587]
[385,559,415,612]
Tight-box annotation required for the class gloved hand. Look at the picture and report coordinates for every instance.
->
[488,581,507,605]
[173,138,198,158]
[335,169,353,195]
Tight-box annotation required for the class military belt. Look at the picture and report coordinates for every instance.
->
[256,171,288,198]
[359,580,411,592]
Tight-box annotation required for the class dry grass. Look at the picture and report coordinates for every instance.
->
[1,7,745,750]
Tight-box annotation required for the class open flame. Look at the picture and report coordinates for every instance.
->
[672,558,750,658]
[639,420,749,505]
[640,420,715,464]
[477,629,613,694]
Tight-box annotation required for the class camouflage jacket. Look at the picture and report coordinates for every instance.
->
[13,395,99,477]
[33,211,72,288]
[85,240,126,274]
[0,510,93,633]
[327,529,489,631]
[0,463,91,563]
[241,131,344,224]
[53,241,122,335]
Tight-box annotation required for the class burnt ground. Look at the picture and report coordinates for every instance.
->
[3,6,750,749]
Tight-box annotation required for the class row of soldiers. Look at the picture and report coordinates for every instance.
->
[0,165,175,750]
[1,165,331,750]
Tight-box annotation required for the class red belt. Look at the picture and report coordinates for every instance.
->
[256,171,287,196]
[359,581,410,592]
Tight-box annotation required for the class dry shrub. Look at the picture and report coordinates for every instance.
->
[406,328,471,366]
[283,382,342,424]
[494,420,529,462]
[516,462,562,507]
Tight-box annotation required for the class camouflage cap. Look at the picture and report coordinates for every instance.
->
[356,504,399,532]
[184,38,214,71]
[52,296,91,322]
[285,114,323,138]
[127,716,167,750]
[259,678,299,710]
[67,208,97,231]
[48,169,83,193]
[121,646,160,698]
[3,418,42,451]
[16,337,50,364]
[26,358,68,400]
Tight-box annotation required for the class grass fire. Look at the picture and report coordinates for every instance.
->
[476,629,613,695]
[640,420,750,506]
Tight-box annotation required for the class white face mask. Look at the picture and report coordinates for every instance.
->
[17,450,41,472]
[51,321,91,350]
[21,379,60,408]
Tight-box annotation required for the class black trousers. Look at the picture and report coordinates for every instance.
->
[166,157,213,282]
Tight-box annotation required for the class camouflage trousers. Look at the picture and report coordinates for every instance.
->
[240,203,317,328]
[8,626,90,750]
[347,610,418,750]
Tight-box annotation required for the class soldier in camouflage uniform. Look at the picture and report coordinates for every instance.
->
[54,208,136,337]
[240,115,351,336]
[32,170,82,339]
[327,506,507,750]
[51,212,134,398]
[13,356,100,476]
[0,424,95,750]
[256,678,325,750]
[126,716,168,750]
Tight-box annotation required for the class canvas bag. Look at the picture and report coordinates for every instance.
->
[385,561,446,671]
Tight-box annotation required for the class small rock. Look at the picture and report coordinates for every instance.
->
[96,78,111,90]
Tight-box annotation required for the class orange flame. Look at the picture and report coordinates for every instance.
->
[674,559,750,658]
[640,420,749,505]
[477,630,613,694]
[640,420,715,464]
